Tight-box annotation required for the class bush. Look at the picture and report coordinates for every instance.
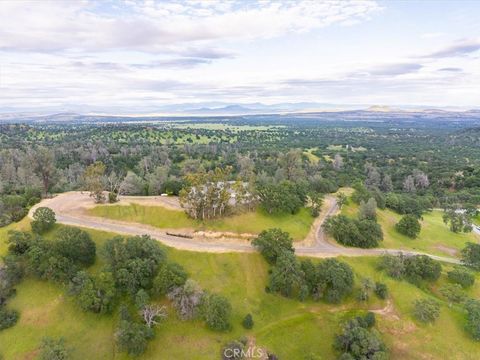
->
[334,314,387,359]
[31,207,56,234]
[201,293,232,331]
[395,214,421,238]
[252,228,294,264]
[448,268,475,288]
[316,259,354,303]
[0,307,19,330]
[108,192,118,203]
[168,279,204,320]
[256,181,307,214]
[404,255,441,284]
[39,337,70,360]
[242,313,254,329]
[323,215,383,248]
[379,254,441,284]
[377,254,405,279]
[461,242,480,270]
[440,284,466,305]
[465,299,480,340]
[55,227,96,266]
[104,235,166,295]
[152,262,188,296]
[358,198,377,221]
[412,299,440,323]
[7,230,34,255]
[116,318,153,356]
[268,250,304,298]
[374,282,388,299]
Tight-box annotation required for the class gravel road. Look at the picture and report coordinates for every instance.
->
[29,192,460,264]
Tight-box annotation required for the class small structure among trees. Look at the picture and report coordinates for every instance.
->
[180,167,255,220]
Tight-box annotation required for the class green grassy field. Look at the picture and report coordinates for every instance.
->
[341,202,480,257]
[88,204,314,241]
[2,219,480,359]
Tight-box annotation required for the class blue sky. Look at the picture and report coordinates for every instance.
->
[0,0,479,113]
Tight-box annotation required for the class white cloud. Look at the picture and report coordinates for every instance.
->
[0,0,381,52]
[0,1,479,112]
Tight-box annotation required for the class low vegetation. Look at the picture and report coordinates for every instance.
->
[89,203,315,240]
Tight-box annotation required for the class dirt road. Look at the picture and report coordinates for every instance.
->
[29,192,460,263]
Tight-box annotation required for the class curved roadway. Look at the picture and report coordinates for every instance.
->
[29,192,460,264]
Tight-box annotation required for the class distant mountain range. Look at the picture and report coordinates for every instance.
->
[1,103,480,123]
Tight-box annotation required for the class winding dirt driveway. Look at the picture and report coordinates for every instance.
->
[29,192,460,264]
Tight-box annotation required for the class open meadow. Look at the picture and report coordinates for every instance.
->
[2,218,480,359]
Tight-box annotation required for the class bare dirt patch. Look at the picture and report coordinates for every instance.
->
[371,299,400,321]
[434,245,458,257]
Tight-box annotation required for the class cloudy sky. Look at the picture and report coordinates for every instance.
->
[1,0,479,113]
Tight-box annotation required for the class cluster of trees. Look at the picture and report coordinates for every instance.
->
[334,312,388,359]
[357,278,388,302]
[1,224,96,333]
[323,214,383,248]
[378,251,480,341]
[256,180,307,215]
[443,209,474,233]
[2,224,233,356]
[179,167,252,220]
[378,254,441,285]
[323,186,385,248]
[253,229,355,303]
[461,242,480,270]
[2,118,480,234]
[0,256,21,331]
[0,189,41,227]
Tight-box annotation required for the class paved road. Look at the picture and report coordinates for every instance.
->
[29,192,460,264]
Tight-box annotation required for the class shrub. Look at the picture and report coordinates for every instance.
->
[252,228,294,264]
[0,307,19,330]
[31,207,56,234]
[461,243,480,271]
[374,282,388,299]
[448,268,475,288]
[168,279,204,320]
[395,214,421,238]
[55,227,96,266]
[440,284,466,305]
[39,337,70,360]
[377,254,405,279]
[242,313,254,329]
[116,318,153,356]
[358,198,377,221]
[268,250,304,298]
[334,314,387,359]
[465,299,480,340]
[152,262,188,296]
[404,255,441,284]
[412,299,440,323]
[7,230,34,255]
[323,215,383,248]
[357,278,375,302]
[379,254,441,284]
[201,293,232,331]
[316,259,354,303]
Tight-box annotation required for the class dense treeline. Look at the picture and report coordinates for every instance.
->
[1,119,480,228]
